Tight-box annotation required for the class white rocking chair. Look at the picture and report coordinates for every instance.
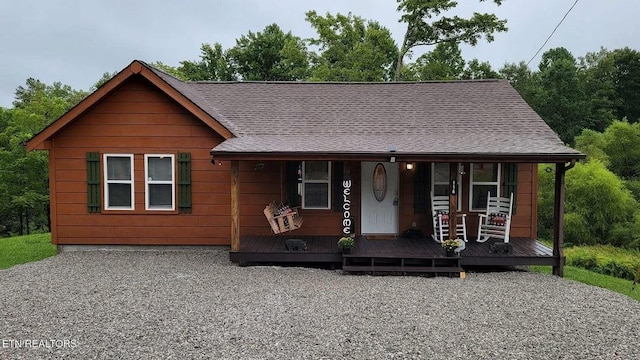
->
[477,192,514,243]
[431,191,467,243]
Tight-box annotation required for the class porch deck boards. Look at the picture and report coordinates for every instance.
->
[229,235,560,268]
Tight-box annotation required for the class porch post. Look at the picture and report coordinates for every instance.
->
[231,160,240,252]
[552,162,566,277]
[449,162,458,240]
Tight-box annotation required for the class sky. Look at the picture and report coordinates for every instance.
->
[1,0,639,108]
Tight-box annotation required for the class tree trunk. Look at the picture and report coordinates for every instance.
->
[18,211,23,236]
[47,202,51,232]
[25,208,30,235]
[393,28,411,81]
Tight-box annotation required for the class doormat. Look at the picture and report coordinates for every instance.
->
[365,235,397,241]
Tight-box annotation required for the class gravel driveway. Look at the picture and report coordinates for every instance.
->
[1,250,639,359]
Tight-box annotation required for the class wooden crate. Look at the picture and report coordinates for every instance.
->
[263,202,303,234]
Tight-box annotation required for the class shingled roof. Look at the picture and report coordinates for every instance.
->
[149,64,583,162]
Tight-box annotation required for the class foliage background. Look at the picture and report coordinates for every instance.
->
[1,3,640,250]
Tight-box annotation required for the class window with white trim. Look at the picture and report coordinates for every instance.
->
[104,154,134,210]
[469,163,500,211]
[432,163,462,211]
[302,161,331,209]
[145,154,175,211]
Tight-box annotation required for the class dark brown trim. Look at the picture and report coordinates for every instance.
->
[138,66,233,139]
[448,162,458,240]
[552,162,568,277]
[210,151,585,163]
[49,140,58,245]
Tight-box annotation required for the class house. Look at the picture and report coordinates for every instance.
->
[26,60,584,276]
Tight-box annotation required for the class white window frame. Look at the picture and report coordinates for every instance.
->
[104,154,134,210]
[431,163,462,211]
[469,163,501,211]
[144,154,175,211]
[301,161,331,210]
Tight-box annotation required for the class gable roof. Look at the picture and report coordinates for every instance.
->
[28,60,584,162]
[26,61,233,151]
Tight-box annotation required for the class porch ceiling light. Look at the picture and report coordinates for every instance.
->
[406,162,414,170]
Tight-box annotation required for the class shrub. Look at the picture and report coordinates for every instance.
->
[538,161,639,247]
[563,212,592,246]
[565,245,640,281]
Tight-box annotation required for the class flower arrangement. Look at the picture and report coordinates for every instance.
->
[441,239,462,251]
[337,236,355,249]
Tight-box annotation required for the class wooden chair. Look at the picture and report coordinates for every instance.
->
[263,202,303,234]
[477,192,514,243]
[431,191,467,243]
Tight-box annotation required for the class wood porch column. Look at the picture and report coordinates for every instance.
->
[449,162,458,240]
[552,162,567,277]
[231,160,240,252]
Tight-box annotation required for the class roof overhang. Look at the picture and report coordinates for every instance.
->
[210,151,586,163]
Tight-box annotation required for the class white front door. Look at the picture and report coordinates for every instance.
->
[361,162,399,234]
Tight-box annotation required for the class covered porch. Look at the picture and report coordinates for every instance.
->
[229,235,559,271]
[225,158,574,276]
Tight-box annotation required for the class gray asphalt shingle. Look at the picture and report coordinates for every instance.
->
[148,64,583,158]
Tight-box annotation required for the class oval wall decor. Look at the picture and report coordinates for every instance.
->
[372,163,387,202]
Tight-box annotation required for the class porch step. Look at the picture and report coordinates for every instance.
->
[342,255,462,276]
[342,265,463,274]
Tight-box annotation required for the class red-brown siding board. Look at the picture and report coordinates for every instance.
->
[50,75,230,246]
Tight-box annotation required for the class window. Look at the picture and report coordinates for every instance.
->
[302,161,331,209]
[470,163,500,211]
[431,163,463,211]
[145,154,175,211]
[104,154,134,210]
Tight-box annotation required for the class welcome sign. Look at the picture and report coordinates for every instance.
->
[342,180,354,235]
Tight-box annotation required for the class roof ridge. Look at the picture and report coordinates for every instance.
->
[189,79,504,85]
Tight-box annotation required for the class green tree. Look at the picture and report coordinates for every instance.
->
[461,59,500,79]
[409,41,465,80]
[601,120,640,179]
[306,11,398,81]
[610,47,640,123]
[394,0,507,80]
[574,128,609,165]
[178,43,237,81]
[149,62,189,81]
[578,48,617,132]
[536,47,591,144]
[499,61,544,107]
[227,23,309,81]
[91,71,118,90]
[0,78,85,236]
[538,162,637,247]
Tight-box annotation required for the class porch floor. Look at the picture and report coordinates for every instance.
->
[229,235,561,268]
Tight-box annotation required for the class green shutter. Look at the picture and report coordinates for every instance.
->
[332,161,344,212]
[178,152,192,213]
[413,162,431,214]
[503,163,518,212]
[285,161,301,207]
[86,152,101,213]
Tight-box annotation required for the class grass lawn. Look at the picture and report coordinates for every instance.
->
[0,233,56,270]
[531,265,640,302]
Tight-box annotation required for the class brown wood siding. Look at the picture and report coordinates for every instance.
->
[398,163,536,240]
[51,76,229,245]
[238,161,353,238]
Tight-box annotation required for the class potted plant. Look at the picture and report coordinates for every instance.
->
[337,236,355,254]
[441,239,462,257]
